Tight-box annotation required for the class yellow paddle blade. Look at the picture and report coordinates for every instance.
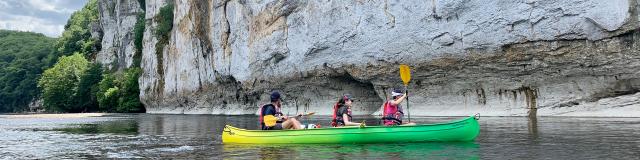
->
[263,115,278,127]
[400,64,411,86]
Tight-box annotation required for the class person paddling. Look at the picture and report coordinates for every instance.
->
[260,92,303,130]
[381,89,416,126]
[331,94,364,127]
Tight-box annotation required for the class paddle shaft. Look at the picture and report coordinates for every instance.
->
[405,86,410,123]
[295,112,315,118]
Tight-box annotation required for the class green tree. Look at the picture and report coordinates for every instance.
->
[117,67,143,112]
[97,73,118,112]
[97,67,144,113]
[38,53,90,112]
[0,30,56,112]
[76,63,103,111]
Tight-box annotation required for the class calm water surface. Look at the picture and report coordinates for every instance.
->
[1,114,639,159]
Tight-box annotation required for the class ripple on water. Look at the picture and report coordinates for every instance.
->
[106,151,143,159]
[147,145,195,152]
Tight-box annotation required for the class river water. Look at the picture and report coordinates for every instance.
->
[1,114,639,159]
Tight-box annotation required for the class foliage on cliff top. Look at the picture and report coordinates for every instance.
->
[55,0,99,59]
[0,30,57,112]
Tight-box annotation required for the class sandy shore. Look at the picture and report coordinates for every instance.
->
[0,113,110,119]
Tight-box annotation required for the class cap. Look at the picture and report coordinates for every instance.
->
[342,94,353,101]
[270,92,281,102]
[391,89,403,97]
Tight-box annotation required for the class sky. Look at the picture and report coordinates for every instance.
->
[0,0,89,38]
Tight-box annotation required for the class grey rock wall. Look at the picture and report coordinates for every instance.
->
[96,0,143,69]
[104,0,640,116]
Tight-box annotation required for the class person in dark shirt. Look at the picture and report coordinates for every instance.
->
[260,92,303,130]
[332,94,364,127]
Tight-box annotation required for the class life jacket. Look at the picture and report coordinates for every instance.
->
[382,101,403,126]
[331,102,339,127]
[331,103,352,127]
[259,104,281,130]
[259,104,266,129]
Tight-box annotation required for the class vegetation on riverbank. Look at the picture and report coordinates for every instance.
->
[97,67,144,113]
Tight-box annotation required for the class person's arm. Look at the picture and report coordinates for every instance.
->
[390,94,407,106]
[342,114,363,126]
[280,113,290,120]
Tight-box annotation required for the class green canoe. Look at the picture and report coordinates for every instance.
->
[222,115,480,144]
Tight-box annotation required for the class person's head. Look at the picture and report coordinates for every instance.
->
[270,91,282,106]
[391,89,403,100]
[338,94,354,107]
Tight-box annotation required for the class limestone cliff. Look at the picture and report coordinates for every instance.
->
[98,0,640,116]
[95,0,143,69]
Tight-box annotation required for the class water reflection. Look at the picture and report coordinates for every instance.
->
[133,114,479,159]
[4,114,640,159]
[54,120,139,135]
[528,114,538,139]
[223,142,480,159]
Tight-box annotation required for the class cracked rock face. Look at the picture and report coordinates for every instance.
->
[105,0,640,116]
[95,0,143,69]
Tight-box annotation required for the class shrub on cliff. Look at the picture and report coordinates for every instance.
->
[153,2,174,79]
[97,67,144,113]
[133,12,145,67]
[138,0,145,11]
[155,3,174,41]
[154,2,174,59]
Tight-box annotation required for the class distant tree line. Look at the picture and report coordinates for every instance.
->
[0,30,56,112]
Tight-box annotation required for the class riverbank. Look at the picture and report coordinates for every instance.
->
[0,113,111,119]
